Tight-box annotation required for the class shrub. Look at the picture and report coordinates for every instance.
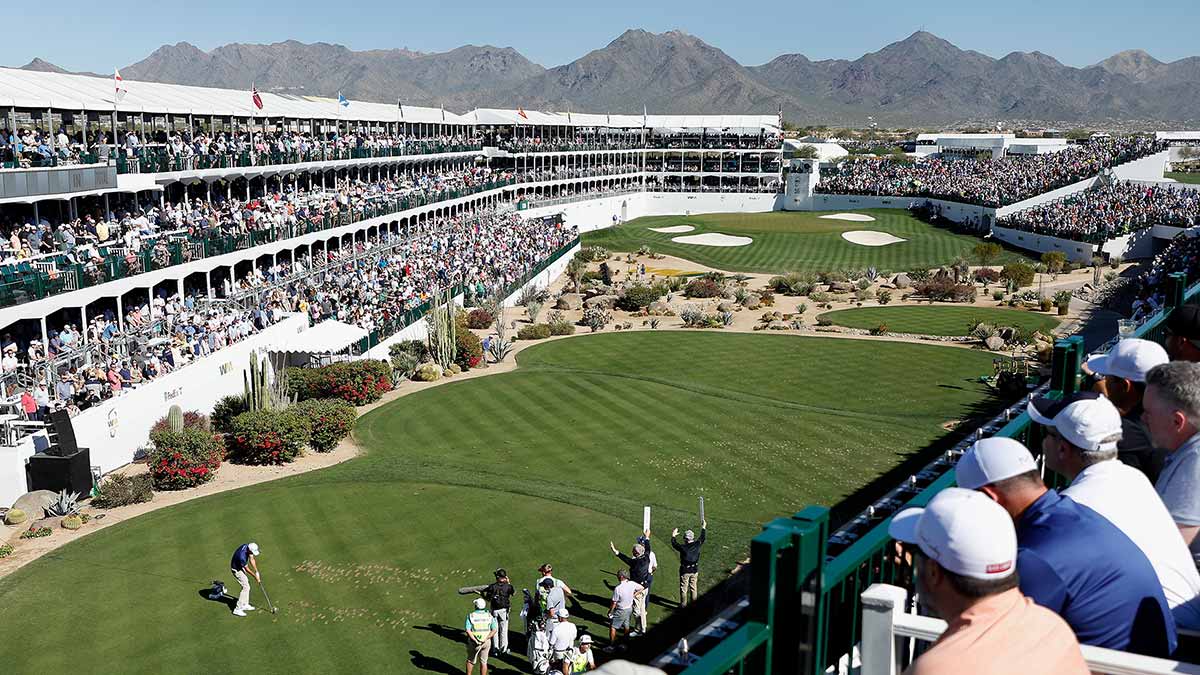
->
[517,323,552,340]
[582,307,611,332]
[796,302,808,315]
[292,360,393,405]
[91,473,154,509]
[549,320,576,336]
[974,268,1001,284]
[971,322,999,340]
[4,508,26,525]
[391,352,418,379]
[389,340,430,363]
[20,526,51,539]
[758,290,775,306]
[914,278,977,303]
[972,242,1003,266]
[869,323,889,336]
[768,272,815,296]
[617,283,664,311]
[579,246,610,262]
[211,395,248,434]
[809,291,832,303]
[227,410,310,465]
[293,399,356,452]
[720,311,734,326]
[1040,297,1054,312]
[680,305,705,327]
[816,317,833,327]
[0,543,11,558]
[151,410,210,435]
[877,289,892,305]
[855,288,875,302]
[466,308,493,329]
[1001,262,1035,288]
[1041,251,1067,275]
[992,290,1005,301]
[684,278,723,298]
[455,330,484,370]
[148,427,224,490]
[1054,289,1074,308]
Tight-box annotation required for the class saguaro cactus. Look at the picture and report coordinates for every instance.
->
[167,405,184,432]
[426,287,457,369]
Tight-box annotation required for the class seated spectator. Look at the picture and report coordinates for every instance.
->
[889,487,1088,675]
[1165,304,1200,363]
[1144,362,1200,565]
[956,437,1176,655]
[1031,391,1200,630]
[1085,338,1171,481]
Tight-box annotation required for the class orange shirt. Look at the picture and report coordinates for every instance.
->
[906,588,1088,675]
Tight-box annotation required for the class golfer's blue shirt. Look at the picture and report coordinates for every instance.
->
[1016,490,1176,656]
[231,544,252,571]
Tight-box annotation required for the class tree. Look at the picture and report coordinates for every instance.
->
[791,144,819,159]
[972,242,1003,266]
[1041,251,1066,277]
[566,256,586,294]
[1065,128,1092,141]
[950,257,971,284]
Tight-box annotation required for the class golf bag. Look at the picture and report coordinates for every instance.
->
[207,580,228,600]
[522,589,552,674]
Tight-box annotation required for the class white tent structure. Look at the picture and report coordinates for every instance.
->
[270,320,368,366]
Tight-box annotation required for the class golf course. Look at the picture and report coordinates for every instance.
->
[0,331,1003,673]
[581,209,1034,273]
[818,305,1061,336]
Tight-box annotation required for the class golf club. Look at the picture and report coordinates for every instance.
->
[257,577,278,614]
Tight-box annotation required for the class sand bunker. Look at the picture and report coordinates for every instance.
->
[648,225,696,233]
[671,233,753,247]
[821,213,877,222]
[841,231,907,247]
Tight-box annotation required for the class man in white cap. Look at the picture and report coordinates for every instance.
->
[549,609,578,674]
[1085,337,1170,481]
[1144,362,1200,565]
[889,488,1087,674]
[464,597,497,675]
[229,541,261,617]
[957,436,1176,655]
[1031,390,1200,630]
[570,634,596,672]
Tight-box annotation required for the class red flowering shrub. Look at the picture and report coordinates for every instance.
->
[226,410,310,465]
[147,428,223,490]
[293,399,357,452]
[150,410,211,435]
[288,360,393,406]
[455,330,484,371]
[466,308,494,329]
[684,278,723,298]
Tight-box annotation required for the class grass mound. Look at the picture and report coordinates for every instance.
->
[818,305,1060,336]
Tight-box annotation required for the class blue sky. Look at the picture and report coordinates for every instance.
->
[4,0,1197,73]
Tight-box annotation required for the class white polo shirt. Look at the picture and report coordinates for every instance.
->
[611,580,644,610]
[1065,458,1200,630]
[550,620,577,652]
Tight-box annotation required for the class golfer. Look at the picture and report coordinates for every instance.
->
[465,597,498,675]
[229,542,261,617]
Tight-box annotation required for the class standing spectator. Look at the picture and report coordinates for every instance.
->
[20,388,37,421]
[888,488,1088,675]
[482,568,514,656]
[1144,362,1200,565]
[670,522,706,606]
[1165,304,1200,363]
[1031,391,1200,630]
[464,597,496,675]
[549,610,577,674]
[609,532,652,634]
[33,380,49,420]
[1086,338,1171,481]
[957,437,1176,655]
[608,570,643,647]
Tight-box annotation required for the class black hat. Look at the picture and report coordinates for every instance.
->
[1167,303,1200,341]
[539,578,555,589]
[494,568,507,579]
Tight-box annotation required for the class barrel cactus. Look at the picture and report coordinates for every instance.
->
[167,405,184,432]
[61,515,83,530]
[4,508,26,525]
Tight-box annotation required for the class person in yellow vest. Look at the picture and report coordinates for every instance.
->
[464,597,497,675]
[570,634,596,672]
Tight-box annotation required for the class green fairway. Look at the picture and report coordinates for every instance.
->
[819,305,1060,336]
[0,332,1002,673]
[1166,172,1200,185]
[582,209,1034,274]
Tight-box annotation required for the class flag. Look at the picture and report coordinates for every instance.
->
[114,69,127,102]
[642,104,647,129]
[251,84,264,111]
[338,92,349,108]
[398,101,404,121]
[517,107,528,120]
[440,104,446,122]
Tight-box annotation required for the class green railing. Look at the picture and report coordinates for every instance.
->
[0,179,518,309]
[351,236,581,354]
[682,271,1198,675]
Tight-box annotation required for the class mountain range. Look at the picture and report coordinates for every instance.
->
[15,30,1200,126]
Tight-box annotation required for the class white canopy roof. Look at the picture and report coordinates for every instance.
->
[783,140,848,162]
[449,108,778,132]
[270,320,367,355]
[0,66,467,124]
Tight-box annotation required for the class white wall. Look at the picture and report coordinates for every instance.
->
[808,193,996,226]
[1112,151,1170,181]
[990,225,1098,263]
[0,313,308,507]
[522,192,780,234]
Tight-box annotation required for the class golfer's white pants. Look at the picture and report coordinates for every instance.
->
[232,568,251,610]
[491,608,509,651]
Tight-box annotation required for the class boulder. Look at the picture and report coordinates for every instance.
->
[830,281,854,293]
[768,321,787,330]
[584,295,618,310]
[648,301,671,315]
[892,273,912,289]
[813,284,831,294]
[556,294,583,310]
[717,302,735,313]
[984,336,1006,351]
[743,293,762,310]
[10,490,58,520]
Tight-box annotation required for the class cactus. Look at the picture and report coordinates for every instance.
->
[45,490,81,517]
[425,287,457,369]
[167,405,184,432]
[244,351,294,412]
[61,515,83,530]
[4,508,26,525]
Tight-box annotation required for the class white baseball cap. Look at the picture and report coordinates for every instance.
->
[248,542,260,556]
[888,487,1017,580]
[1028,391,1123,453]
[955,437,1037,490]
[558,608,569,619]
[580,635,593,645]
[1085,338,1169,383]
[474,598,486,609]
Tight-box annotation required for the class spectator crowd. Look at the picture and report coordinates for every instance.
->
[997,181,1200,243]
[817,136,1166,207]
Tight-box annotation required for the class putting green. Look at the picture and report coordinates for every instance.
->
[818,305,1060,337]
[1166,172,1200,185]
[0,332,1002,672]
[582,210,1034,274]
